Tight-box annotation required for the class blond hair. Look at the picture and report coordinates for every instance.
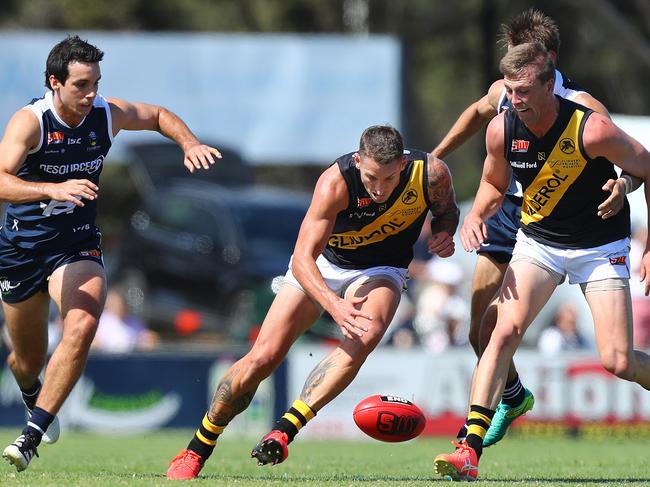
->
[499,42,555,83]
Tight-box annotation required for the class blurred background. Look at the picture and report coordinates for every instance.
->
[0,0,649,438]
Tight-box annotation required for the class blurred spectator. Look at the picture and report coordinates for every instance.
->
[92,287,160,353]
[413,258,469,353]
[630,225,650,349]
[384,294,419,349]
[538,302,589,355]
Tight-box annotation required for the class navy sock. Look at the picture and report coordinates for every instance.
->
[20,379,42,410]
[502,374,525,407]
[23,406,54,445]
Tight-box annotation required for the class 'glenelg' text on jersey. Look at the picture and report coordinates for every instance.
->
[1,91,113,250]
[323,149,431,269]
[504,96,629,248]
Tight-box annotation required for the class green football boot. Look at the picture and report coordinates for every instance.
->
[483,388,534,447]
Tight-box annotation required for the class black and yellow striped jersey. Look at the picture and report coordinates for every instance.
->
[504,96,630,249]
[323,149,431,269]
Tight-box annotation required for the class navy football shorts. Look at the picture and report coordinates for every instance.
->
[477,195,521,264]
[0,233,104,303]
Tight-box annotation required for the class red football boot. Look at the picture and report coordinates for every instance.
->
[251,430,289,466]
[166,449,204,480]
[433,441,479,481]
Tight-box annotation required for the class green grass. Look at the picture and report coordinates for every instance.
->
[0,428,647,486]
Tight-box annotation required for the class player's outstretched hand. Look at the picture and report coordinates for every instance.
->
[428,231,455,258]
[47,179,98,207]
[329,295,372,340]
[460,213,486,252]
[183,144,222,173]
[597,178,626,219]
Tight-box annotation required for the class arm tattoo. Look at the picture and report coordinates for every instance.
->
[427,154,460,236]
[299,352,339,404]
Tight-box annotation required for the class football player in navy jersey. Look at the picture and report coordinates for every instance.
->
[432,8,640,447]
[0,35,220,472]
[434,42,650,482]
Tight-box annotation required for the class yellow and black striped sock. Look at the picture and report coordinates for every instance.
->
[187,413,226,460]
[465,404,495,458]
[274,399,316,443]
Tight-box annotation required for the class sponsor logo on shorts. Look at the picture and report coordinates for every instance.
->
[511,139,530,152]
[609,256,627,265]
[79,249,102,258]
[0,277,21,294]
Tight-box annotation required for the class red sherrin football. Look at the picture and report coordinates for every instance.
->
[353,394,425,442]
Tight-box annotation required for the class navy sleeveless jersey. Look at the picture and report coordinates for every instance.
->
[504,96,629,248]
[323,149,431,269]
[1,91,113,250]
[496,69,586,202]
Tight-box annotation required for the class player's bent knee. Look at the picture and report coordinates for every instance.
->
[490,324,523,351]
[246,350,285,378]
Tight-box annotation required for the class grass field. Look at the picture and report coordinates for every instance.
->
[0,428,647,486]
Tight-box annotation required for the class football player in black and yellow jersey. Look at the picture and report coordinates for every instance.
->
[432,8,639,449]
[434,42,650,481]
[167,125,460,479]
[0,36,220,473]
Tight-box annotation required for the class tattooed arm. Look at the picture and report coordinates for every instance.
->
[425,153,460,258]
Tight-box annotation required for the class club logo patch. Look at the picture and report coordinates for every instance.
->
[560,138,576,154]
[402,189,418,205]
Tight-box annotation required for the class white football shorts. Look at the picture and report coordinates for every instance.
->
[282,254,408,303]
[511,229,630,285]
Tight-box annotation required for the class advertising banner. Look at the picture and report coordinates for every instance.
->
[0,350,281,437]
[287,346,650,439]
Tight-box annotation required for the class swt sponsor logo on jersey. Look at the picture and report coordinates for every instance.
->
[357,197,372,208]
[511,139,530,153]
[47,131,64,145]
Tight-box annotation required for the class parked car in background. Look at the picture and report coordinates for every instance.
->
[111,177,311,340]
[125,140,255,199]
